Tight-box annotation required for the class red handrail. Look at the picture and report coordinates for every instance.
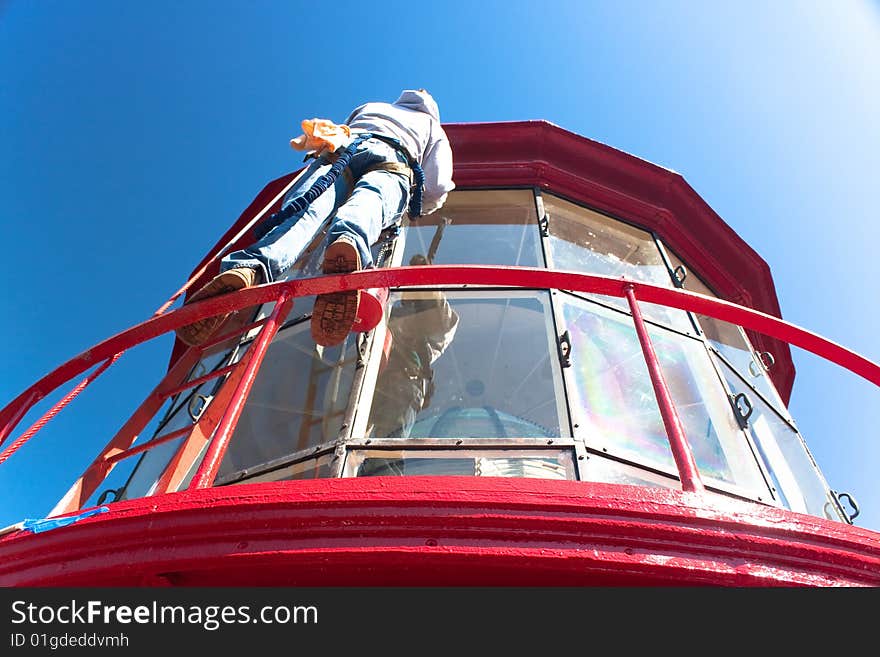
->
[0,174,306,459]
[2,265,878,493]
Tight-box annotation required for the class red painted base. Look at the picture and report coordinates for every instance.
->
[1,477,878,586]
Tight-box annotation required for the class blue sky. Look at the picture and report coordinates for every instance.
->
[2,1,879,534]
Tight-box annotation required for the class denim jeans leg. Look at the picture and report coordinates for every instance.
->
[326,168,408,268]
[221,159,352,282]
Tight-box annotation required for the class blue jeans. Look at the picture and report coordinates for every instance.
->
[221,138,410,282]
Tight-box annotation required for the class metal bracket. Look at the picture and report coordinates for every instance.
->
[96,488,121,505]
[672,264,687,287]
[833,490,861,523]
[558,330,572,368]
[538,213,550,237]
[356,331,372,368]
[758,350,775,371]
[748,351,776,377]
[188,393,211,422]
[732,392,753,429]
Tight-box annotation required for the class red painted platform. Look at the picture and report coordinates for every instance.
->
[1,477,877,587]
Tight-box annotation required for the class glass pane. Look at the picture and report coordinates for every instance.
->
[345,449,576,480]
[715,358,846,521]
[664,248,789,414]
[581,453,680,490]
[119,426,188,500]
[401,189,542,267]
[367,291,564,439]
[216,323,358,479]
[229,454,334,484]
[561,295,771,498]
[119,345,239,500]
[543,193,692,333]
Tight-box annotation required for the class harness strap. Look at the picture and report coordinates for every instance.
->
[262,132,425,238]
[360,133,425,218]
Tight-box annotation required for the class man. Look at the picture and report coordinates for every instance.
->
[176,89,454,348]
[369,254,460,439]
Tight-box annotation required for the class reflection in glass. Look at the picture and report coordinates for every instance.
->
[664,248,789,414]
[216,324,358,479]
[346,449,575,480]
[369,289,460,439]
[401,189,542,267]
[543,193,691,332]
[582,453,680,490]
[367,292,563,439]
[715,358,845,522]
[562,296,770,497]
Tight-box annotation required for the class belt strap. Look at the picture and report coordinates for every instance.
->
[362,160,412,180]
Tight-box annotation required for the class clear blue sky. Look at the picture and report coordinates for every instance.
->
[2,1,879,533]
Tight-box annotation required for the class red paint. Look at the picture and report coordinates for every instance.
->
[182,122,794,400]
[0,354,120,462]
[624,284,704,492]
[0,478,877,586]
[189,293,293,489]
[353,286,389,333]
[0,122,875,588]
[3,266,877,447]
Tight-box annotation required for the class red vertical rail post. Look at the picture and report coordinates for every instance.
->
[188,291,294,489]
[623,283,704,493]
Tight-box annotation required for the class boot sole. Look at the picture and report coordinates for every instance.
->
[311,239,361,346]
[176,269,256,347]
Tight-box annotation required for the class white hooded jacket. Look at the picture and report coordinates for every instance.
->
[345,89,455,215]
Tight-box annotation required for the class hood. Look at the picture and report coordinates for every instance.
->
[393,89,440,121]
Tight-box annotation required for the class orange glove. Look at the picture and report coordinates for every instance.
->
[290,118,352,156]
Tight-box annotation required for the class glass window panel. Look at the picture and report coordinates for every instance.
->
[561,295,771,498]
[714,358,846,522]
[229,454,334,484]
[345,449,576,480]
[120,430,187,500]
[664,248,789,414]
[401,189,542,267]
[216,323,358,479]
[581,453,681,490]
[119,343,240,500]
[543,193,692,333]
[366,291,564,439]
[81,456,140,509]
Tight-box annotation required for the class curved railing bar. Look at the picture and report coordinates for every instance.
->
[2,265,879,451]
[0,176,306,454]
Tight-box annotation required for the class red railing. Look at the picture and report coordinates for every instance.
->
[2,265,879,511]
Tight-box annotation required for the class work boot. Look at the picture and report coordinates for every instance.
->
[311,235,361,346]
[176,267,261,347]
